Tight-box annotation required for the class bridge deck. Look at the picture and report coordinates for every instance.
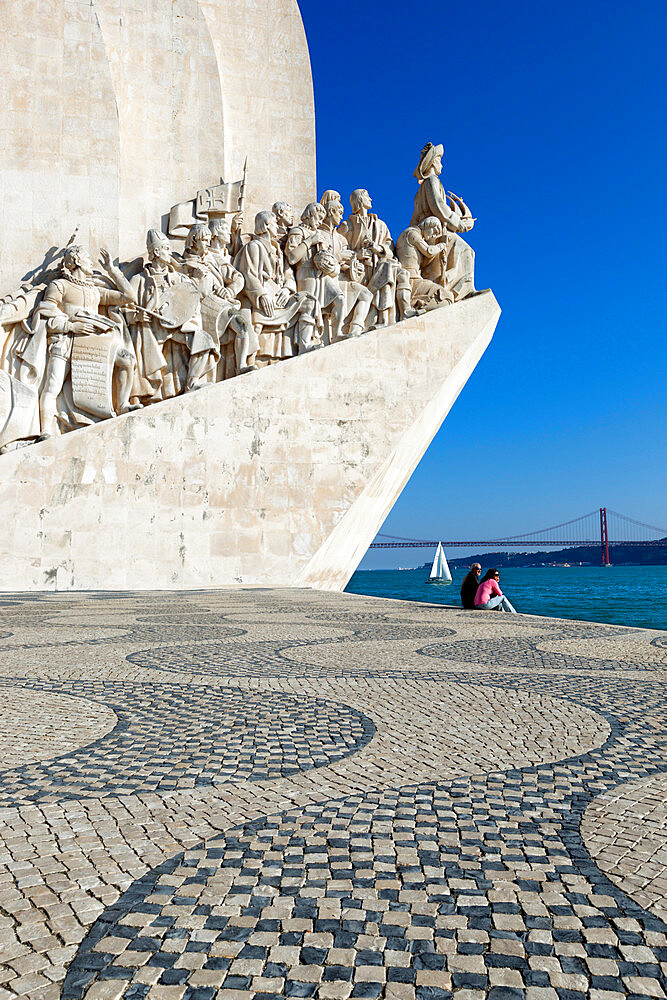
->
[370,539,663,547]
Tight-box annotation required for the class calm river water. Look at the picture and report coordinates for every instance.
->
[346,565,667,631]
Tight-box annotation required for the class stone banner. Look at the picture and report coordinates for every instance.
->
[70,333,118,419]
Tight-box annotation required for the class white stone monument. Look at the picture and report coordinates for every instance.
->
[0,1,499,592]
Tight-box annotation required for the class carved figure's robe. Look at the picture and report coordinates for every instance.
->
[339,213,393,261]
[303,225,373,338]
[395,227,450,309]
[0,286,43,383]
[339,213,407,317]
[0,286,46,442]
[204,248,258,378]
[235,236,312,362]
[313,226,367,305]
[19,279,132,431]
[411,174,475,300]
[289,226,340,310]
[208,249,245,300]
[128,265,204,401]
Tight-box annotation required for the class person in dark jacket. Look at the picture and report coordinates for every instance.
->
[460,563,481,609]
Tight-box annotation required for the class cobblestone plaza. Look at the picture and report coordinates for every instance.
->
[0,589,665,1000]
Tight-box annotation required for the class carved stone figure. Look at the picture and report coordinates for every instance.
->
[207,220,245,299]
[0,284,46,448]
[209,217,231,264]
[396,217,454,310]
[308,192,372,342]
[126,230,207,402]
[339,189,414,326]
[181,224,258,380]
[0,287,42,342]
[235,210,320,360]
[229,211,250,258]
[286,203,343,347]
[0,231,86,387]
[284,203,326,304]
[271,202,295,245]
[0,238,85,446]
[29,245,138,436]
[411,142,476,300]
[207,219,256,378]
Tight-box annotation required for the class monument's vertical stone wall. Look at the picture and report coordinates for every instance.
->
[199,0,316,218]
[0,3,121,288]
[93,0,227,256]
[0,0,316,290]
[0,293,499,592]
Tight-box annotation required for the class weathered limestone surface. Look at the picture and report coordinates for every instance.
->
[0,291,499,591]
[0,0,315,290]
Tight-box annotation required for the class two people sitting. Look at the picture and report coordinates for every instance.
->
[460,564,517,613]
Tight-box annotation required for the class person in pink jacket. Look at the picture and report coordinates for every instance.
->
[474,569,517,613]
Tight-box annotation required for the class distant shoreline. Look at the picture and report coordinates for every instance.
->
[393,541,667,571]
[358,561,666,572]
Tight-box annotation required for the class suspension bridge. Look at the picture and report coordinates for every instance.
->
[369,508,667,566]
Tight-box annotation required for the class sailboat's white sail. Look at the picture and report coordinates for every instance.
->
[439,549,452,582]
[428,542,452,583]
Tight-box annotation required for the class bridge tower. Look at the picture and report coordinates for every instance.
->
[599,507,611,566]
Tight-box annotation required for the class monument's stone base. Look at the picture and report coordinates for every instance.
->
[0,291,499,592]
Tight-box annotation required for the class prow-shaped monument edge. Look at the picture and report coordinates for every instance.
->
[0,293,499,592]
[298,291,500,591]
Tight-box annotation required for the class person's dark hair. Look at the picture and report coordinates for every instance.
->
[481,568,498,582]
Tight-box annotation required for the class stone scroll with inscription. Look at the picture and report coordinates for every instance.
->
[71,333,119,419]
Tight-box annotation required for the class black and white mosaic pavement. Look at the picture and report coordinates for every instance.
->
[417,636,665,672]
[0,589,665,1000]
[126,624,457,678]
[0,679,374,804]
[60,668,667,1000]
[0,621,245,650]
[125,623,663,678]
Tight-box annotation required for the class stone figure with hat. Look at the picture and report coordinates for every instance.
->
[410,142,476,301]
[125,229,206,403]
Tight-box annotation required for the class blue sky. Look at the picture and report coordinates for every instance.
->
[298,0,667,568]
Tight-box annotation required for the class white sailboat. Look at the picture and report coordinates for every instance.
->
[426,542,452,584]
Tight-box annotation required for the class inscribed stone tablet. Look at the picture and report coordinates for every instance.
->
[70,334,118,419]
